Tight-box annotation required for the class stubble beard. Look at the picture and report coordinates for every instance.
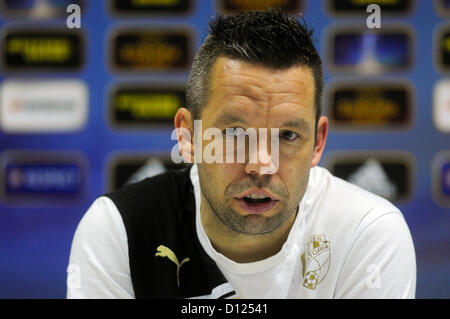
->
[199,175,299,236]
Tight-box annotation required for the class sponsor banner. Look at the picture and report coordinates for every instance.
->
[109,28,193,72]
[106,153,187,191]
[325,24,414,74]
[435,25,450,72]
[0,0,84,19]
[1,28,84,71]
[0,151,86,202]
[216,0,303,14]
[326,0,415,16]
[324,151,415,203]
[433,79,450,133]
[0,80,88,133]
[327,80,413,129]
[109,0,192,15]
[434,0,450,18]
[432,151,450,207]
[5,164,81,194]
[109,83,185,128]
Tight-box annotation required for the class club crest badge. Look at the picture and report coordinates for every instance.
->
[301,235,331,290]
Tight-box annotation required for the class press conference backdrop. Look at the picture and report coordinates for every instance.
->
[0,0,449,298]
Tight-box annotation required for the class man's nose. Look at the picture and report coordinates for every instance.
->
[244,132,279,175]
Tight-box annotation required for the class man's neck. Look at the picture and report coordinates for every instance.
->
[200,200,298,263]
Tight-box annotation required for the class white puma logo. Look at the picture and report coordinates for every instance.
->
[155,245,190,287]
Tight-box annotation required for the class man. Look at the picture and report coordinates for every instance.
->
[67,11,416,298]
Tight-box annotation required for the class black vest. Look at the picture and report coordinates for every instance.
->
[105,167,234,298]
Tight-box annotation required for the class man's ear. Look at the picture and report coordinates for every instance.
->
[311,116,328,168]
[174,107,195,163]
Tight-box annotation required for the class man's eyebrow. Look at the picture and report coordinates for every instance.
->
[212,112,248,127]
[281,119,312,133]
[212,112,312,133]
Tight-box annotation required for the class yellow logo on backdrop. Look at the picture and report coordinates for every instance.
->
[115,93,180,119]
[7,38,71,63]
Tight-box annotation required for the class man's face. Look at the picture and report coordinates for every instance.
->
[197,57,318,235]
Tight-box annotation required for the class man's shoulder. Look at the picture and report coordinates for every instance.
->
[106,166,192,199]
[306,167,415,295]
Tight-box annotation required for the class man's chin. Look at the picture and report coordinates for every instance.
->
[221,206,288,236]
[238,214,279,235]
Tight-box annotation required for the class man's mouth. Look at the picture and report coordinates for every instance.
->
[234,189,280,214]
[243,193,272,203]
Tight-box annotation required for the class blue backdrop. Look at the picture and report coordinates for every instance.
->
[0,0,449,298]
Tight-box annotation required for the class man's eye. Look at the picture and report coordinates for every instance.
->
[280,130,299,141]
[223,127,245,137]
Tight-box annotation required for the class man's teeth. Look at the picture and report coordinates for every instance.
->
[245,194,269,199]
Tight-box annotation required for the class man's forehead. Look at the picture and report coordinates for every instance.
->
[210,57,314,97]
[223,58,242,73]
